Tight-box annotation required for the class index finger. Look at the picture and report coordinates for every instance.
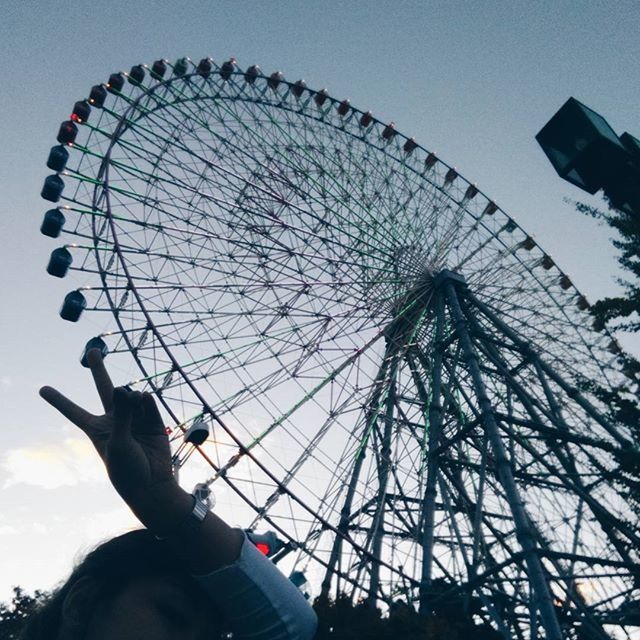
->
[87,348,115,412]
[39,386,95,431]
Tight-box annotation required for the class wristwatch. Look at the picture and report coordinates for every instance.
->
[190,495,209,524]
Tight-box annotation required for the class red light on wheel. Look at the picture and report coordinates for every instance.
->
[246,530,282,557]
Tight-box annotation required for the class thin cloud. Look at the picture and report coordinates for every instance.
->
[2,438,105,489]
[0,524,17,536]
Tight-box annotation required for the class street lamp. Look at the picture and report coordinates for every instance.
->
[536,97,640,216]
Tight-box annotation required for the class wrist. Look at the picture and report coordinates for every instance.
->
[152,494,211,541]
[127,483,194,533]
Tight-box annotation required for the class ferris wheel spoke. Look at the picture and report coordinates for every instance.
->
[75,134,214,205]
[140,134,400,269]
[247,390,368,529]
[471,296,610,387]
[452,219,514,273]
[209,99,436,264]
[175,318,391,484]
[476,278,616,385]
[213,93,396,229]
[466,289,630,446]
[106,97,470,320]
[251,329,388,425]
[134,85,407,263]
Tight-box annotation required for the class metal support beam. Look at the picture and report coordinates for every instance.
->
[465,311,640,556]
[366,361,399,605]
[466,290,630,448]
[457,304,631,638]
[417,292,446,614]
[320,350,392,599]
[443,277,563,640]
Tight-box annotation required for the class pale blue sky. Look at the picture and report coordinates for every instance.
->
[1,0,639,599]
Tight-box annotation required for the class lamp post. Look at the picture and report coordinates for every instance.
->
[536,97,640,217]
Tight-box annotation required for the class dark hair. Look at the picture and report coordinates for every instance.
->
[19,529,223,639]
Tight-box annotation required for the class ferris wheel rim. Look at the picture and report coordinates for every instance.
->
[40,57,637,628]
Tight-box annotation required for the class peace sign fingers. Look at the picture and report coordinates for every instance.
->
[87,348,115,413]
[39,385,97,435]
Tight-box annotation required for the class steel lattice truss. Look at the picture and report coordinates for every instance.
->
[40,58,639,639]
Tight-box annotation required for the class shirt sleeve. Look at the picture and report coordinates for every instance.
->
[193,532,318,640]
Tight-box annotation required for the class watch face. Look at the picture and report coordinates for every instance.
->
[192,499,209,522]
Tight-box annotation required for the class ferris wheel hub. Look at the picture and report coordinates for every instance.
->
[432,269,467,288]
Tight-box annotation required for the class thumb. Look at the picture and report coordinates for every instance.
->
[111,387,139,440]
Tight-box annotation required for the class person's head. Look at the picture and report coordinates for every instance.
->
[20,529,224,640]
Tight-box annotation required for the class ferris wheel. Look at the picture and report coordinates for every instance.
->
[39,56,639,639]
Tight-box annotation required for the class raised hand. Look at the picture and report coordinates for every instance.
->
[40,349,186,530]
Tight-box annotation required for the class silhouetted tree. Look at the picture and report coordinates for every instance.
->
[312,591,504,639]
[571,198,640,336]
[571,197,640,522]
[0,587,48,640]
